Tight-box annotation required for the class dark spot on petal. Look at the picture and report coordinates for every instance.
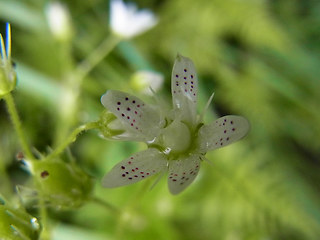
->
[117,102,121,105]
[125,97,129,101]
[121,166,125,169]
[184,69,187,72]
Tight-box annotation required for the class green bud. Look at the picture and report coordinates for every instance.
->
[0,200,40,240]
[0,23,17,98]
[24,159,94,209]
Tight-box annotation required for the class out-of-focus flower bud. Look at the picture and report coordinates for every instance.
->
[45,2,73,42]
[0,198,40,240]
[23,159,93,209]
[130,70,164,95]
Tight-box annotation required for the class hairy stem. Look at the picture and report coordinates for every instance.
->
[3,93,34,160]
[47,121,100,161]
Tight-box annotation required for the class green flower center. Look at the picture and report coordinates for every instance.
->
[161,120,191,154]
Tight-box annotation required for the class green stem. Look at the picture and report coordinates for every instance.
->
[3,93,34,160]
[47,121,100,161]
[54,35,121,144]
[38,189,50,240]
[91,197,121,215]
[75,34,122,81]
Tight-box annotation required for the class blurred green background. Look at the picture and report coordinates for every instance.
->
[1,0,320,239]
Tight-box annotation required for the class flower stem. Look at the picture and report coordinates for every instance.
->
[3,93,34,160]
[91,197,121,215]
[54,34,121,145]
[75,34,122,81]
[47,121,100,161]
[38,188,50,240]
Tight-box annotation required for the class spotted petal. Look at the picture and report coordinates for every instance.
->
[171,54,198,125]
[167,154,202,195]
[198,115,250,152]
[101,90,162,141]
[102,148,167,188]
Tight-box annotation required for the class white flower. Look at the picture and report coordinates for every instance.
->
[0,23,16,97]
[45,2,72,42]
[131,70,164,95]
[110,0,158,38]
[100,54,250,194]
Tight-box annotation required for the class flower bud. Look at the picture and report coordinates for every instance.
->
[130,70,164,95]
[0,23,17,97]
[24,159,93,209]
[45,2,73,42]
[0,199,40,240]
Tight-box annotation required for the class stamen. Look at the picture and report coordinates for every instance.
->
[199,92,215,122]
[0,34,6,60]
[6,23,11,59]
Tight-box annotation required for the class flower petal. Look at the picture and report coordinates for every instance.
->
[101,90,162,141]
[110,0,157,38]
[167,154,201,195]
[198,115,250,152]
[171,54,198,125]
[102,148,167,188]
